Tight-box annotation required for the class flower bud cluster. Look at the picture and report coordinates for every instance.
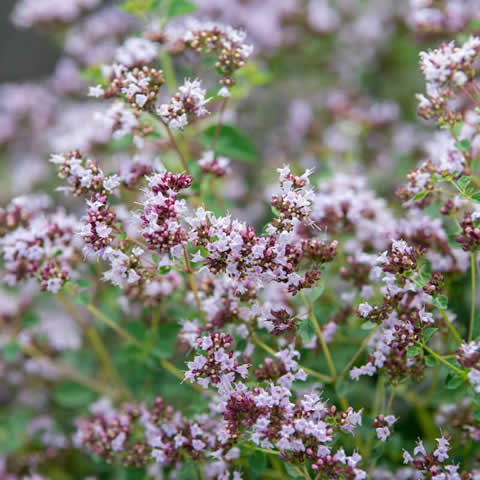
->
[140,171,192,257]
[184,332,250,394]
[90,63,165,111]
[188,167,328,295]
[12,0,101,29]
[374,414,397,442]
[115,37,158,68]
[158,78,210,130]
[417,37,480,124]
[401,437,477,478]
[199,151,231,177]
[182,21,254,86]
[0,208,80,293]
[455,212,480,252]
[50,151,120,197]
[408,0,478,35]
[377,239,424,276]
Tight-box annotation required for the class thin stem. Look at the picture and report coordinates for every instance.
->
[420,342,466,377]
[411,275,462,344]
[86,304,208,395]
[210,98,228,153]
[160,51,177,93]
[302,465,312,480]
[439,309,463,345]
[56,295,127,392]
[163,122,189,172]
[302,366,333,383]
[386,384,397,415]
[183,246,206,324]
[22,344,120,398]
[299,291,336,379]
[252,333,276,355]
[470,252,476,342]
[85,326,129,394]
[339,327,378,379]
[87,304,141,346]
[251,334,332,383]
[460,84,480,108]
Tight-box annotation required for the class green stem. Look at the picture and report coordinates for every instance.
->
[86,304,208,395]
[386,384,397,415]
[163,122,189,172]
[160,51,177,93]
[439,309,463,345]
[302,465,312,480]
[420,342,466,377]
[87,304,141,346]
[56,295,127,393]
[470,252,476,342]
[22,344,120,398]
[299,291,336,379]
[339,327,378,379]
[251,334,332,383]
[183,246,206,324]
[411,275,462,344]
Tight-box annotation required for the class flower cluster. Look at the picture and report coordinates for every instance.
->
[417,36,480,124]
[90,62,165,111]
[180,21,254,86]
[158,78,210,130]
[140,171,192,257]
[4,1,480,479]
[1,207,80,292]
[402,437,480,478]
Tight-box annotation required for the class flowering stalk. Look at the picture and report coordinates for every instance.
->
[470,252,477,342]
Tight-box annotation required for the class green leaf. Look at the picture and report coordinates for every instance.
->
[75,279,91,289]
[455,139,471,153]
[453,122,464,138]
[298,317,315,344]
[73,292,91,305]
[0,409,31,454]
[53,381,95,408]
[271,206,281,217]
[202,124,257,163]
[472,192,480,203]
[177,460,198,480]
[425,355,436,367]
[2,341,20,363]
[447,232,462,248]
[406,346,422,358]
[22,311,40,327]
[284,464,303,479]
[423,327,438,343]
[151,323,182,359]
[474,409,480,422]
[361,321,377,331]
[310,280,325,302]
[123,322,150,348]
[250,450,267,476]
[120,0,159,15]
[81,65,105,86]
[372,442,385,461]
[413,191,427,201]
[458,175,472,190]
[336,377,354,397]
[446,373,464,390]
[167,0,196,17]
[432,295,448,310]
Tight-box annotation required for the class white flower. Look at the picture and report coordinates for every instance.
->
[88,85,104,98]
[358,302,373,318]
